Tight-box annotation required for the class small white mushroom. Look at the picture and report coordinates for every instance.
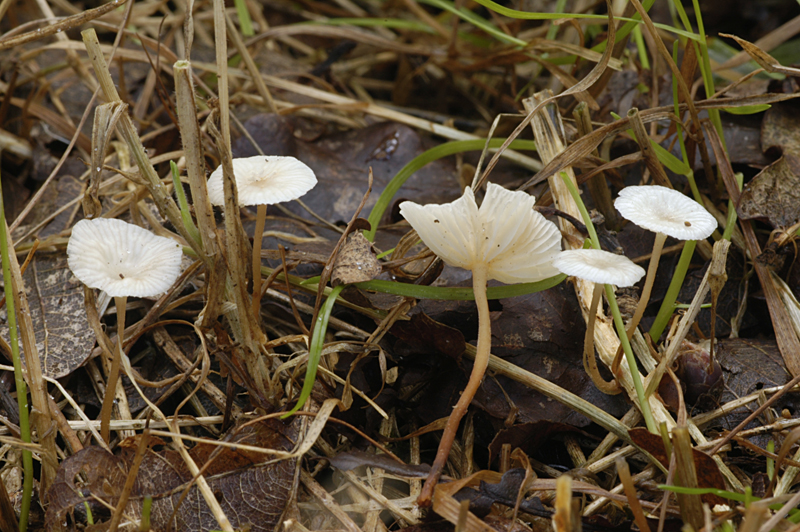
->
[400,182,562,504]
[67,218,182,443]
[554,249,645,395]
[614,185,717,342]
[207,155,317,315]
[67,218,183,298]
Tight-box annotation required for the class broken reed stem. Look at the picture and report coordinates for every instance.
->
[173,60,228,329]
[672,427,704,530]
[553,475,575,532]
[616,457,652,532]
[173,60,217,259]
[419,263,491,506]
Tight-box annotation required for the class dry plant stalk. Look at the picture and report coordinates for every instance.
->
[2,221,58,492]
[553,475,574,532]
[672,427,703,530]
[616,457,651,532]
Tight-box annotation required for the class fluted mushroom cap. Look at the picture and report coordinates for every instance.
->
[553,249,645,287]
[67,218,183,298]
[206,155,317,207]
[614,185,717,241]
[399,183,562,284]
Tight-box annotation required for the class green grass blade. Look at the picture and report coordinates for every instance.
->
[354,275,565,300]
[170,161,202,248]
[365,139,536,241]
[282,284,346,417]
[0,170,33,532]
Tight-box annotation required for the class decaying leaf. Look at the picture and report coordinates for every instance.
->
[0,254,94,378]
[738,154,800,229]
[331,231,382,286]
[628,428,726,506]
[761,101,800,156]
[45,420,298,531]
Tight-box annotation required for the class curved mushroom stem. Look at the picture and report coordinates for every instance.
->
[251,204,267,318]
[100,295,127,444]
[585,283,622,395]
[611,231,666,376]
[418,263,491,507]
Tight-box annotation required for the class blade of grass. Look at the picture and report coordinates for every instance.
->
[355,275,565,301]
[0,172,33,532]
[364,138,536,241]
[283,284,345,417]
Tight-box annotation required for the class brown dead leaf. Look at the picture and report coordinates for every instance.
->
[331,231,382,286]
[0,254,94,378]
[761,101,800,156]
[628,428,726,506]
[720,33,800,77]
[45,420,298,531]
[738,153,800,229]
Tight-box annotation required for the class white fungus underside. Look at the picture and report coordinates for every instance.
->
[207,155,317,207]
[399,183,562,284]
[67,218,183,298]
[615,185,717,240]
[553,249,645,287]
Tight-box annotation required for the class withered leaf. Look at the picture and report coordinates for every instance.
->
[45,420,298,532]
[737,153,800,229]
[0,254,94,378]
[628,428,726,506]
[761,101,800,156]
[331,231,382,286]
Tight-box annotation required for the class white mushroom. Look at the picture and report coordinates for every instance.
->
[614,186,717,342]
[67,218,183,443]
[67,218,182,298]
[400,182,562,504]
[207,155,317,313]
[554,250,645,398]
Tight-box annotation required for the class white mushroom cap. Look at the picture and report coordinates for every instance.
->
[553,249,645,287]
[399,183,562,284]
[206,155,317,207]
[67,218,183,298]
[614,185,717,240]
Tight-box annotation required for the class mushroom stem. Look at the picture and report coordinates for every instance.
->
[612,231,666,375]
[585,283,622,395]
[419,263,491,506]
[251,203,267,318]
[100,295,127,444]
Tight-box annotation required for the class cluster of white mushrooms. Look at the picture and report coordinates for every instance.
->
[66,155,317,443]
[401,182,717,502]
[66,154,717,497]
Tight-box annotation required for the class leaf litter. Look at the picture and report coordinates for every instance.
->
[2,0,800,531]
